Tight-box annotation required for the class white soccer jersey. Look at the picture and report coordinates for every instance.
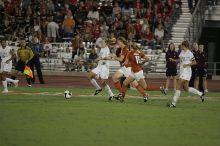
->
[0,46,13,72]
[98,46,110,67]
[179,49,194,80]
[0,46,12,63]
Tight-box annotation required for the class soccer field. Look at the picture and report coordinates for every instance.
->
[0,87,220,146]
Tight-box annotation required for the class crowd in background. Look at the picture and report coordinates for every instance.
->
[0,0,179,71]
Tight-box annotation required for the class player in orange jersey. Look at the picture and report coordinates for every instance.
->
[119,42,150,102]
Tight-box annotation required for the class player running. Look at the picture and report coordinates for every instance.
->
[112,37,164,100]
[87,38,115,100]
[118,42,150,102]
[0,39,19,93]
[167,41,205,108]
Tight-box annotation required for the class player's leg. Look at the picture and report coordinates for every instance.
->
[187,81,204,102]
[173,75,177,91]
[203,69,208,92]
[165,76,171,92]
[88,69,102,95]
[203,76,208,93]
[168,78,185,107]
[137,79,149,102]
[112,70,123,93]
[100,79,114,101]
[120,76,135,101]
[1,72,8,93]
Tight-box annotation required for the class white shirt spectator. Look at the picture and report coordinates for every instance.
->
[47,21,59,38]
[87,10,99,20]
[62,52,72,63]
[154,27,164,39]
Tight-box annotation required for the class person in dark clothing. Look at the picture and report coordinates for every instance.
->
[189,42,199,87]
[195,44,208,92]
[29,36,45,84]
[161,42,179,94]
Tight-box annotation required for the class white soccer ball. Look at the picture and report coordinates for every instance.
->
[64,90,72,99]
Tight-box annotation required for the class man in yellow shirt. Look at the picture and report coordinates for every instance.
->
[14,39,34,87]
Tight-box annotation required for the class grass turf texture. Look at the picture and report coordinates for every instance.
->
[0,87,220,146]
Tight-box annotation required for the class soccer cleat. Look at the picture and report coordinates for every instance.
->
[116,93,124,102]
[14,80,19,88]
[166,103,176,108]
[114,94,122,100]
[200,92,205,102]
[27,84,32,87]
[143,94,149,102]
[2,89,9,93]
[108,95,114,101]
[94,89,102,95]
[160,86,167,95]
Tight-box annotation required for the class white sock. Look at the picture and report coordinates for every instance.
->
[5,78,17,84]
[2,81,8,90]
[188,87,203,96]
[105,84,114,97]
[90,79,101,90]
[172,90,181,106]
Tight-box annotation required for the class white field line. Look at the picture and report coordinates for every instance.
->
[3,91,216,100]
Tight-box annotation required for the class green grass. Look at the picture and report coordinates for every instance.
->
[0,87,220,146]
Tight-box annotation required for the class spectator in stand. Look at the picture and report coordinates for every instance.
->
[62,47,73,71]
[161,42,178,94]
[71,34,84,59]
[74,48,87,72]
[189,42,199,87]
[87,5,99,21]
[154,24,165,49]
[100,21,109,38]
[133,0,144,18]
[195,44,208,93]
[126,19,136,41]
[88,46,98,71]
[134,19,143,42]
[92,19,101,40]
[42,37,52,57]
[83,20,93,42]
[141,27,155,49]
[112,1,121,18]
[47,16,59,42]
[62,12,75,38]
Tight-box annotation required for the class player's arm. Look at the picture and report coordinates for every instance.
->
[140,53,149,65]
[5,49,15,63]
[122,54,129,66]
[183,58,196,68]
[112,54,125,62]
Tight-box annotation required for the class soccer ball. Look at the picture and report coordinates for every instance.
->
[64,90,72,99]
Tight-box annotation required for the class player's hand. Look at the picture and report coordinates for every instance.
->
[5,60,10,64]
[183,64,188,68]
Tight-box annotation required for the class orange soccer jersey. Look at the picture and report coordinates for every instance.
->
[116,46,130,68]
[127,50,145,73]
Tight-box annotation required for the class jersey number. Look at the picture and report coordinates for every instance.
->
[135,56,140,64]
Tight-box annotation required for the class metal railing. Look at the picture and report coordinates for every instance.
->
[184,0,207,43]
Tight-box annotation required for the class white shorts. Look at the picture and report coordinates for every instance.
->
[92,65,109,79]
[1,62,12,73]
[118,66,131,77]
[179,73,191,81]
[129,70,145,81]
[179,68,192,81]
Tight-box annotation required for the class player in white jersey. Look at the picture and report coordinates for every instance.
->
[87,38,115,100]
[167,41,204,108]
[0,39,19,93]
